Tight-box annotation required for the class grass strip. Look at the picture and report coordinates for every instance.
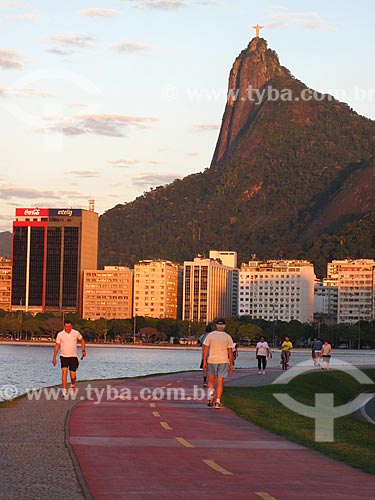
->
[224,369,375,475]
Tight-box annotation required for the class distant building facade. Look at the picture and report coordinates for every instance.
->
[333,259,375,324]
[314,279,338,322]
[82,266,133,320]
[238,260,315,323]
[183,255,236,324]
[11,207,98,316]
[0,257,12,311]
[133,260,181,319]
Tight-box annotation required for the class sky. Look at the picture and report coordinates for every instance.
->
[0,0,374,233]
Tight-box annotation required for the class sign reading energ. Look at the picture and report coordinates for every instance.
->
[49,209,82,217]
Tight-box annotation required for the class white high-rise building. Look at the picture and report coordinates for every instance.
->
[238,260,315,323]
[183,255,236,324]
[314,280,338,321]
[334,259,375,324]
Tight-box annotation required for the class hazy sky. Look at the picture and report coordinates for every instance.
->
[1,0,374,232]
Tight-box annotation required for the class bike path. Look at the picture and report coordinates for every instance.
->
[69,370,375,500]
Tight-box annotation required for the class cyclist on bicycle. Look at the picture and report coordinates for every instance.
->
[281,336,293,368]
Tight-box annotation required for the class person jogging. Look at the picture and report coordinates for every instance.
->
[52,320,86,397]
[203,318,234,409]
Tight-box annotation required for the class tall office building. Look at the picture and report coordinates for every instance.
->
[133,260,181,319]
[82,266,133,320]
[238,260,315,323]
[11,207,98,316]
[0,257,12,311]
[183,255,236,324]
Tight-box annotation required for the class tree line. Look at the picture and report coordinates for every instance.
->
[0,309,374,348]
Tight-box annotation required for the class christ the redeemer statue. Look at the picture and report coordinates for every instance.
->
[252,24,264,37]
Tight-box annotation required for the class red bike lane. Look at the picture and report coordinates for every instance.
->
[69,371,375,499]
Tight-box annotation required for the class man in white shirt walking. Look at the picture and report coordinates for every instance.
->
[255,336,271,374]
[203,319,234,409]
[52,320,86,397]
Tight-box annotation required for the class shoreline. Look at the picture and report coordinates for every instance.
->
[0,340,255,352]
[1,340,374,356]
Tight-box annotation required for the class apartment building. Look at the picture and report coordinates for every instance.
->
[335,259,375,324]
[183,255,236,324]
[82,266,133,320]
[133,260,180,319]
[238,260,315,323]
[0,257,11,311]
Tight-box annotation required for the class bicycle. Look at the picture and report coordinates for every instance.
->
[280,350,290,370]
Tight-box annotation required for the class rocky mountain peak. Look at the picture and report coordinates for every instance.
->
[211,37,289,165]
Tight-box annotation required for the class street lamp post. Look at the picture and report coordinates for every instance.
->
[133,315,137,344]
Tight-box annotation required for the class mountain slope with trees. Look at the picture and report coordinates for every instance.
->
[99,38,375,277]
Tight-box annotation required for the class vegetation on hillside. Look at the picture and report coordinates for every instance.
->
[98,73,375,278]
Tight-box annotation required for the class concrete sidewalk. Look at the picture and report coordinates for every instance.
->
[69,370,375,500]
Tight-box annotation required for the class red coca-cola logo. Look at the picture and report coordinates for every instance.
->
[24,209,40,216]
[16,208,49,217]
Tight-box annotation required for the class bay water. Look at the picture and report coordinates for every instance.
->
[0,343,374,401]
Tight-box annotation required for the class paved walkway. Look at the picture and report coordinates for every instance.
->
[69,370,375,500]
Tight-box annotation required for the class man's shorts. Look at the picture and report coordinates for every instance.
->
[60,356,79,372]
[207,363,229,378]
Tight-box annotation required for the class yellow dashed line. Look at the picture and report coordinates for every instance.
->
[152,411,160,417]
[176,437,195,448]
[160,421,173,430]
[203,459,233,476]
[255,493,278,500]
[149,403,156,408]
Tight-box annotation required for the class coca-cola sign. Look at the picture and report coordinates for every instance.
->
[16,208,49,217]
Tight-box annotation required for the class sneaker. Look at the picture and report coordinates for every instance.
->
[207,398,214,407]
[61,389,68,398]
[262,371,266,375]
[214,401,222,409]
[258,371,262,375]
[70,386,76,395]
[203,382,207,387]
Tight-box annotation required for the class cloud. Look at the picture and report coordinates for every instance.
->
[124,0,221,9]
[124,0,187,10]
[193,123,220,131]
[66,170,99,178]
[65,103,89,109]
[48,33,96,47]
[132,172,182,187]
[7,12,40,20]
[47,48,75,56]
[109,159,141,167]
[39,113,159,137]
[0,185,82,201]
[266,8,337,31]
[0,48,24,69]
[108,159,161,168]
[112,41,151,54]
[194,1,223,6]
[79,8,121,17]
[0,87,55,97]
